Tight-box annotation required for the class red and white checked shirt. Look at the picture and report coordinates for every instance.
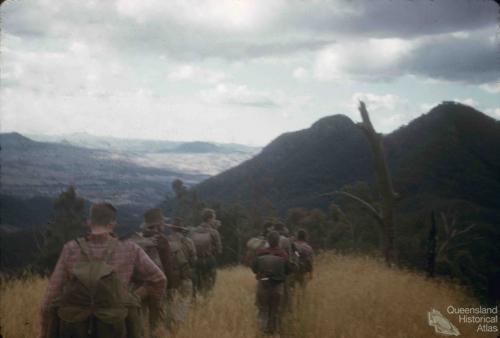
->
[40,233,166,327]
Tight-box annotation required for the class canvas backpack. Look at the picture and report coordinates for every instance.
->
[245,236,268,265]
[191,228,213,258]
[129,232,164,272]
[167,235,190,288]
[256,253,286,282]
[56,238,138,334]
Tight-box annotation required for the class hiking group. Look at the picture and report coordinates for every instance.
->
[39,202,313,337]
[247,221,315,335]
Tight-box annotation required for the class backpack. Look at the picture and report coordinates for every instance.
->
[256,253,286,282]
[167,235,190,288]
[294,242,313,274]
[245,237,268,266]
[56,238,135,331]
[129,233,164,272]
[191,228,213,258]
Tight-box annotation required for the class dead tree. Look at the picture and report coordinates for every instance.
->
[358,101,398,264]
[320,102,398,264]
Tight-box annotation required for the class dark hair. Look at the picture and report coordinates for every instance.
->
[267,231,280,248]
[261,220,274,235]
[297,229,308,241]
[201,208,216,222]
[90,202,116,226]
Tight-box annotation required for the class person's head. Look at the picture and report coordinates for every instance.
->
[201,208,216,224]
[297,229,308,241]
[262,220,274,236]
[267,231,280,248]
[88,202,117,231]
[142,208,167,232]
[273,222,289,236]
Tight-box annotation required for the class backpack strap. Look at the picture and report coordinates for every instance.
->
[102,237,119,262]
[76,236,118,262]
[76,237,92,260]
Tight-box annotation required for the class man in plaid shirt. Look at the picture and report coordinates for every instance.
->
[39,202,167,338]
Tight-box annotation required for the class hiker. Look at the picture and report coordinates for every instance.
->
[293,229,314,288]
[39,202,166,338]
[165,217,197,330]
[130,208,174,335]
[191,208,222,296]
[252,231,292,335]
[273,222,297,312]
[272,222,293,257]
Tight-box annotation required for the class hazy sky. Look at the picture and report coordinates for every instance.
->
[1,0,499,146]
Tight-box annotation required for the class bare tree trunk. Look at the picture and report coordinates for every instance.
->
[358,101,398,264]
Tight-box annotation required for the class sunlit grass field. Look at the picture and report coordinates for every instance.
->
[1,252,493,338]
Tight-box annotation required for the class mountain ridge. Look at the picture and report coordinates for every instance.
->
[194,102,500,213]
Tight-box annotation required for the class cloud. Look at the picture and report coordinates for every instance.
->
[1,0,498,146]
[453,98,479,108]
[3,0,498,74]
[312,28,500,84]
[343,92,417,132]
[480,82,500,94]
[2,36,126,95]
[115,0,284,31]
[167,65,227,84]
[402,30,500,84]
[280,0,497,39]
[292,67,309,80]
[200,83,283,108]
[314,38,414,81]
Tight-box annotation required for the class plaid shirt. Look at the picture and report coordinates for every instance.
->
[40,233,166,328]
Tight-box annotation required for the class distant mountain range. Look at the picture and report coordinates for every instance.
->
[195,102,500,214]
[0,133,259,207]
[26,132,260,154]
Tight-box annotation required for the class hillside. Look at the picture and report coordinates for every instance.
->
[0,132,202,206]
[386,102,500,210]
[195,115,373,210]
[190,102,500,302]
[0,253,492,338]
[195,102,500,213]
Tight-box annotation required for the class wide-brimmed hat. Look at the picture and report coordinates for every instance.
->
[141,208,168,229]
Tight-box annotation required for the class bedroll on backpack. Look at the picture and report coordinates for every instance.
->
[191,230,213,257]
[56,238,140,334]
[245,237,268,266]
[167,237,190,288]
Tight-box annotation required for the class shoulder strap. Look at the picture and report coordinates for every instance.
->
[76,237,118,262]
[76,237,92,260]
[103,237,119,261]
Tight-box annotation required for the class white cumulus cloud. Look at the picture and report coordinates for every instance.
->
[480,82,500,94]
[313,38,415,82]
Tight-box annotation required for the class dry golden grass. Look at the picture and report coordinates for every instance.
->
[1,253,494,338]
[0,275,47,338]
